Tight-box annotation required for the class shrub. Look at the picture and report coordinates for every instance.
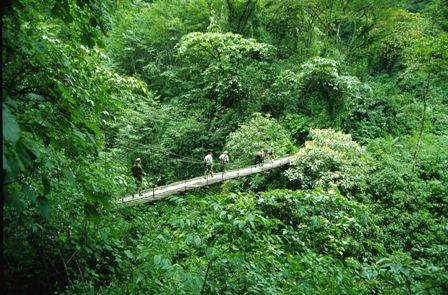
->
[285,128,370,194]
[224,113,295,166]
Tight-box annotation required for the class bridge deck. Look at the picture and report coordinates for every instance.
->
[121,155,295,206]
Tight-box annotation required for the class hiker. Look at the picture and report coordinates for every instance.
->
[265,146,274,163]
[132,158,146,196]
[204,151,214,178]
[219,151,230,173]
[254,149,265,166]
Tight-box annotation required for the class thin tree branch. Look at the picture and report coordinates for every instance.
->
[200,258,216,295]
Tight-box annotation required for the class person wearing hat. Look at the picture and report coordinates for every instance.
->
[219,151,230,174]
[132,158,146,196]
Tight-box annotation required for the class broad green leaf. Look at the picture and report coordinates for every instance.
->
[3,152,11,172]
[194,235,201,247]
[154,254,162,266]
[137,251,149,260]
[3,105,20,144]
[124,250,133,259]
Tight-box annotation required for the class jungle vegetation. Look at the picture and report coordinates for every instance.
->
[2,0,448,294]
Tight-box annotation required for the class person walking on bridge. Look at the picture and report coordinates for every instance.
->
[204,152,214,179]
[254,149,265,167]
[132,158,146,197]
[219,151,230,174]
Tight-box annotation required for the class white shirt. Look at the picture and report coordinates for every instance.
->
[204,154,213,165]
[219,154,229,163]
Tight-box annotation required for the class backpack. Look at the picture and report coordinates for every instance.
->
[132,164,142,178]
[255,150,264,158]
[219,154,229,164]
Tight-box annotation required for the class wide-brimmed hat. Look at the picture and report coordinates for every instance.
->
[135,158,141,162]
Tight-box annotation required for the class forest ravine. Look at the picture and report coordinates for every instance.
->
[2,0,448,294]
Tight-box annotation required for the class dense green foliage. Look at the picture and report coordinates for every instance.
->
[286,128,369,194]
[3,0,447,294]
[225,113,294,166]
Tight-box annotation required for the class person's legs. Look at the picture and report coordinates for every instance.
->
[135,178,142,196]
[205,164,213,178]
[139,178,143,196]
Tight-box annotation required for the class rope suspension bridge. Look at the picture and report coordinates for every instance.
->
[120,155,296,206]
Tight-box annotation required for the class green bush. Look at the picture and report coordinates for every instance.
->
[225,113,295,166]
[286,128,370,195]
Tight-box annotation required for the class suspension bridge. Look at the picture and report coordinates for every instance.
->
[120,155,296,206]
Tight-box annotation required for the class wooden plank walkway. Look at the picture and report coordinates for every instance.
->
[120,155,296,206]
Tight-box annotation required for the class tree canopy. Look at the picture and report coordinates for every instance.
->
[3,0,447,293]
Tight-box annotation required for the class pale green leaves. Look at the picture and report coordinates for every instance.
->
[299,57,361,95]
[286,128,370,193]
[176,32,275,62]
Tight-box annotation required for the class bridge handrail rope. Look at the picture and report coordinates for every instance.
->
[117,139,206,165]
[147,161,264,193]
[121,154,296,206]
[119,138,273,180]
[120,137,279,171]
[115,138,295,202]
